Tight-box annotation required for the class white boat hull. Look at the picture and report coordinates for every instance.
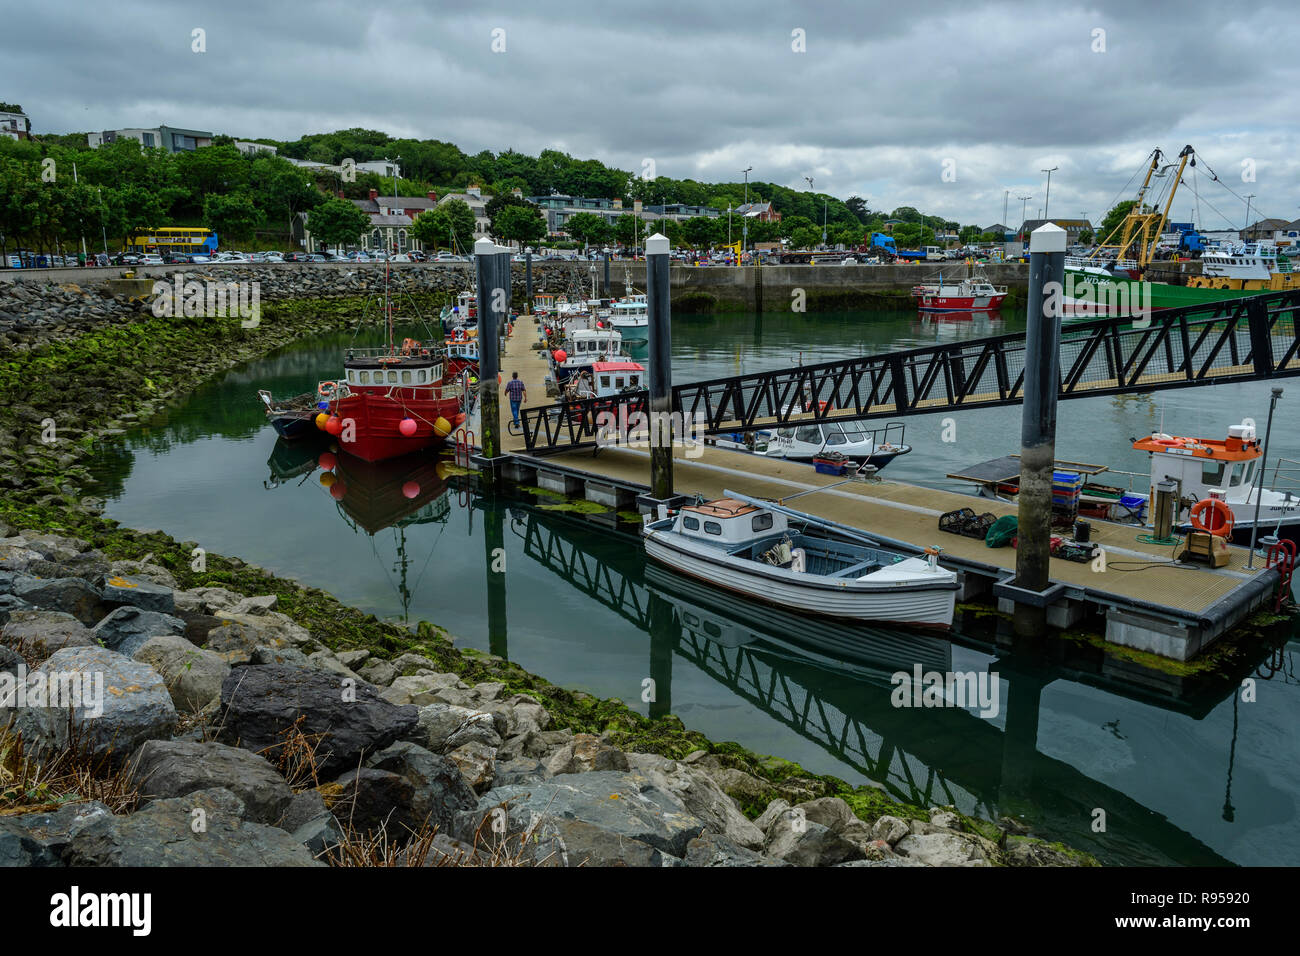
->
[644,533,956,629]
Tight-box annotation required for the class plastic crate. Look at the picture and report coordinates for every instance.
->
[814,461,846,476]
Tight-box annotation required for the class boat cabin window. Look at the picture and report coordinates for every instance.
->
[682,516,699,530]
[703,521,723,535]
[752,513,774,532]
[615,377,625,388]
[600,376,611,388]
[386,370,397,384]
[358,370,370,384]
[1202,460,1226,486]
[416,369,427,384]
[1227,462,1250,487]
[824,430,845,446]
[629,375,640,386]
[795,426,821,444]
[401,370,412,385]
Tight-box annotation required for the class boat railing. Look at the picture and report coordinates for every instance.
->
[1267,458,1300,495]
[1065,255,1138,272]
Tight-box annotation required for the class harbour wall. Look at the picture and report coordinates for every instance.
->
[1,260,1032,314]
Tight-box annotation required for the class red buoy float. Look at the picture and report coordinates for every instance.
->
[399,417,418,437]
[325,416,343,436]
[402,481,420,499]
[553,349,567,363]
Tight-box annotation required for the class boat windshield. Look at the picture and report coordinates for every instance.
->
[824,422,865,443]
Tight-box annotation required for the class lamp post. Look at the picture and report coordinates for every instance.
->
[1041,166,1058,221]
[97,187,108,257]
[1244,194,1256,236]
[741,166,752,253]
[1017,195,1032,242]
[1246,387,1283,569]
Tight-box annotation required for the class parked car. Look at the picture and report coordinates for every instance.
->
[283,252,311,262]
[262,251,285,263]
[407,250,427,262]
[139,254,164,265]
[391,253,412,262]
[305,254,327,262]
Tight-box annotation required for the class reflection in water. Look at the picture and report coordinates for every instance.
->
[265,437,454,624]
[509,499,1300,865]
[87,314,1300,866]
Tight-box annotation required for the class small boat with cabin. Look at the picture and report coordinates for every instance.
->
[642,492,958,629]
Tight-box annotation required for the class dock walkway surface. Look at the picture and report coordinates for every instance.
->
[489,313,1277,641]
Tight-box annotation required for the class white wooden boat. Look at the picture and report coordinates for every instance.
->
[642,491,958,629]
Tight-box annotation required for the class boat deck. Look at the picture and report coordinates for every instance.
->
[491,313,1279,651]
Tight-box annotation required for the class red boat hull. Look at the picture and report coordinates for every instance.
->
[329,388,463,463]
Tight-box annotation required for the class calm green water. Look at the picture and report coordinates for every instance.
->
[86,309,1300,867]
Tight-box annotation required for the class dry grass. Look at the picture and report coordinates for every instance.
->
[257,715,328,792]
[324,810,553,867]
[0,719,140,816]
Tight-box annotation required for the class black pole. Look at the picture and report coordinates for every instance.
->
[1014,223,1066,637]
[475,238,507,475]
[485,504,508,660]
[525,248,533,311]
[647,593,676,721]
[1246,387,1283,569]
[646,233,673,500]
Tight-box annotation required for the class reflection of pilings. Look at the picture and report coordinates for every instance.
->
[647,593,676,720]
[485,505,508,661]
[997,670,1044,817]
[509,502,1234,865]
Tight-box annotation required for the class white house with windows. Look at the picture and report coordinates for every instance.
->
[436,187,491,241]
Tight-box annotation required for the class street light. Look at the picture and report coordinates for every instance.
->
[742,166,752,253]
[804,175,827,248]
[1041,166,1058,221]
[1017,195,1032,238]
[1244,194,1257,235]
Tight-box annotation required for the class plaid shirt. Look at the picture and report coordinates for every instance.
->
[505,377,526,401]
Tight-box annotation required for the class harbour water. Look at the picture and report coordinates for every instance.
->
[86,308,1300,866]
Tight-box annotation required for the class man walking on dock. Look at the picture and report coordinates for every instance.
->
[505,371,526,427]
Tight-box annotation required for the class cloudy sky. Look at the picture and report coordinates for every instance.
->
[6,0,1299,228]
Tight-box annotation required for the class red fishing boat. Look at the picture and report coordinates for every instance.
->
[315,270,468,463]
[911,269,1007,313]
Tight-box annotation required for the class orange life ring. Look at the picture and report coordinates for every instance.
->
[317,381,336,398]
[1190,498,1234,537]
[1155,437,1183,446]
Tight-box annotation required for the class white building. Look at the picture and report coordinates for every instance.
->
[0,107,31,141]
[234,140,278,157]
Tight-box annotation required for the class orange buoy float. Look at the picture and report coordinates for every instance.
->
[325,415,343,436]
[433,416,452,438]
[1190,498,1234,537]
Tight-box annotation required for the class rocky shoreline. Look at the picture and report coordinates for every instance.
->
[0,529,1093,867]
[0,275,1098,866]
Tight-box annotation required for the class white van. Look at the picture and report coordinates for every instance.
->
[924,246,945,261]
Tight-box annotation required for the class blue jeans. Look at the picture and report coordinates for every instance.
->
[510,398,521,425]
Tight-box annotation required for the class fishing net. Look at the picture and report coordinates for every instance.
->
[985,515,1019,548]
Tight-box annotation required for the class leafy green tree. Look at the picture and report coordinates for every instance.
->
[493,204,547,246]
[681,216,714,250]
[790,226,820,249]
[563,211,611,247]
[845,195,871,224]
[612,213,649,248]
[413,198,475,250]
[1079,228,1094,245]
[485,193,541,237]
[307,196,371,250]
[202,192,264,245]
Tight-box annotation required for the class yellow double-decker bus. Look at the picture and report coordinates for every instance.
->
[128,227,218,255]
